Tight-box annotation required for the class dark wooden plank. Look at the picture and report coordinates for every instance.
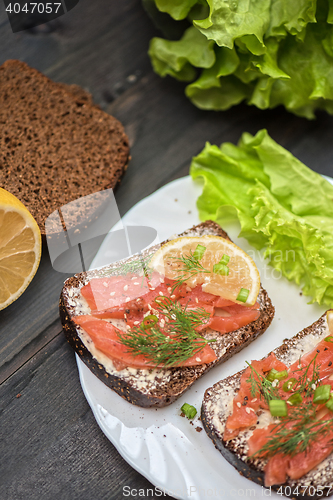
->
[0,248,70,384]
[0,0,159,107]
[0,334,174,500]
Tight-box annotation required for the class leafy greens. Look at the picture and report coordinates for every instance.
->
[145,0,333,118]
[190,129,333,306]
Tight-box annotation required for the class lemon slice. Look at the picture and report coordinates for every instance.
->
[150,235,260,305]
[0,188,42,310]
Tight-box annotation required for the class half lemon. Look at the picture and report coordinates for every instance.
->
[149,235,260,306]
[0,188,42,310]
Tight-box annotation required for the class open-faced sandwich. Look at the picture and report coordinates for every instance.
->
[202,310,333,499]
[60,221,274,408]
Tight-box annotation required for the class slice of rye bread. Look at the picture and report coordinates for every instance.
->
[201,311,333,500]
[60,220,275,408]
[0,60,130,235]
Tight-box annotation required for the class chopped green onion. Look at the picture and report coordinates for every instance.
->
[193,244,206,261]
[313,385,331,404]
[213,263,229,276]
[142,315,158,329]
[324,335,333,343]
[282,378,297,392]
[181,403,197,419]
[287,393,303,405]
[266,369,288,382]
[326,396,333,411]
[219,254,230,265]
[237,288,249,303]
[269,399,288,417]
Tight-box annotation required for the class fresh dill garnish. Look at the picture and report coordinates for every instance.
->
[247,354,330,460]
[169,250,211,292]
[251,403,333,459]
[99,253,153,278]
[117,296,215,367]
[245,362,280,404]
[291,353,321,397]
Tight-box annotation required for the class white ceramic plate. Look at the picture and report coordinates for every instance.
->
[76,175,332,500]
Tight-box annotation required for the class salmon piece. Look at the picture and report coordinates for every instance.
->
[224,354,288,440]
[255,415,333,487]
[73,315,217,369]
[264,454,289,487]
[81,272,166,311]
[207,308,260,334]
[288,336,333,380]
[287,429,333,481]
[83,274,259,336]
[247,425,274,456]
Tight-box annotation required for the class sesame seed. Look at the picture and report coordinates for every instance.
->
[103,282,108,287]
[159,291,163,296]
[133,282,140,285]
[148,304,152,310]
[171,295,176,299]
[134,321,140,325]
[251,398,257,403]
[131,276,137,280]
[312,384,316,390]
[246,407,251,414]
[167,287,172,292]
[237,402,241,408]
[195,297,199,303]
[110,291,115,296]
[124,285,129,291]
[150,287,155,291]
[125,297,131,302]
[195,357,201,362]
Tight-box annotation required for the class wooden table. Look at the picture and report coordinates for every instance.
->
[1,1,333,499]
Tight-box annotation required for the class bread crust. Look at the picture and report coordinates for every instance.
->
[60,221,275,408]
[201,311,333,499]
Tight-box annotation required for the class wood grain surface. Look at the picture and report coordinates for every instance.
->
[0,0,333,498]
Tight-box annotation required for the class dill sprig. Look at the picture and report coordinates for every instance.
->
[117,296,214,367]
[169,250,211,292]
[246,362,280,404]
[252,404,333,459]
[99,253,153,278]
[291,354,321,397]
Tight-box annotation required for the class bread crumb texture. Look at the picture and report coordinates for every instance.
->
[0,60,130,234]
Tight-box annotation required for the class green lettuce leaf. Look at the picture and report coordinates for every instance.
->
[148,26,216,81]
[155,0,203,20]
[146,0,333,117]
[190,129,333,306]
[194,0,271,51]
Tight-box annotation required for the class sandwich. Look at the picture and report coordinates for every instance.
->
[201,310,333,499]
[60,221,275,408]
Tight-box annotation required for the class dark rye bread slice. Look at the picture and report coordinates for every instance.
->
[201,311,333,500]
[0,60,130,235]
[60,221,275,408]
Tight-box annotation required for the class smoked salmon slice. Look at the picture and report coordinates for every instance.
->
[74,315,217,369]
